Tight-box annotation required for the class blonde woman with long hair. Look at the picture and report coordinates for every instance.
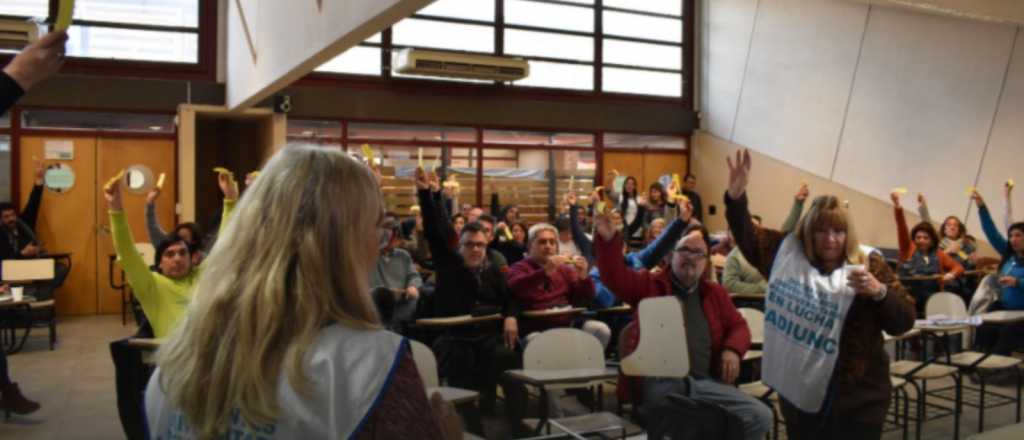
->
[724,149,914,440]
[144,146,460,439]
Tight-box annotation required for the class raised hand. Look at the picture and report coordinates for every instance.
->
[145,188,161,205]
[414,167,430,190]
[3,31,67,92]
[890,191,902,208]
[34,159,45,185]
[917,193,927,206]
[218,172,239,201]
[565,192,578,206]
[1005,180,1014,198]
[594,213,616,242]
[795,183,809,202]
[105,176,123,211]
[972,190,985,208]
[726,149,751,200]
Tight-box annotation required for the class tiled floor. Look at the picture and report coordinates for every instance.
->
[1,315,1020,439]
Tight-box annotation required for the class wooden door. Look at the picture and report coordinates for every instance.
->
[642,152,688,188]
[95,138,177,314]
[19,136,98,315]
[602,151,646,189]
[602,151,688,191]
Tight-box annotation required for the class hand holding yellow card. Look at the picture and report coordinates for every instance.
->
[361,144,375,164]
[892,187,908,195]
[156,173,166,189]
[1007,179,1015,189]
[965,186,977,196]
[417,147,424,169]
[104,169,124,191]
[568,175,575,192]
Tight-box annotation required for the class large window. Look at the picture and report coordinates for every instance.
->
[313,0,689,99]
[1,0,201,64]
[285,119,664,220]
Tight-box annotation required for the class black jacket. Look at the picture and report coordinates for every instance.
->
[0,72,24,116]
[418,189,519,319]
[1,184,43,261]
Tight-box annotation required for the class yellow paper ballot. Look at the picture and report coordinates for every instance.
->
[568,175,575,192]
[213,167,232,175]
[892,187,908,195]
[156,173,166,189]
[361,144,375,164]
[672,173,683,196]
[104,169,124,191]
[503,225,514,241]
[430,157,440,172]
[417,147,424,168]
[1007,179,1015,189]
[55,0,75,31]
[966,186,977,196]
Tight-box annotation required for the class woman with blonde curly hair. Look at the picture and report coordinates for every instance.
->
[145,145,460,439]
[724,149,915,440]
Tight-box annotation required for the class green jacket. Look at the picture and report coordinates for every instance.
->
[111,199,235,338]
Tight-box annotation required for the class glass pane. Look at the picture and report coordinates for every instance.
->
[514,61,593,91]
[505,0,593,33]
[76,0,199,28]
[603,38,681,70]
[603,10,681,43]
[21,110,175,132]
[348,123,476,143]
[366,32,381,43]
[602,68,681,97]
[418,0,494,22]
[0,113,9,129]
[483,130,593,147]
[393,18,494,53]
[66,25,198,63]
[0,135,9,203]
[0,0,48,17]
[553,150,596,216]
[604,0,682,17]
[482,148,550,224]
[287,119,342,138]
[505,29,593,62]
[604,133,687,150]
[316,46,380,75]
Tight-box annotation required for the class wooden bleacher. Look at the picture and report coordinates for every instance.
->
[381,166,595,223]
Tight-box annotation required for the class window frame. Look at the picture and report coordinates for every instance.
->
[304,0,694,105]
[0,0,216,80]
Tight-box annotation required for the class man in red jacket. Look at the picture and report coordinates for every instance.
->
[507,223,610,347]
[595,217,771,440]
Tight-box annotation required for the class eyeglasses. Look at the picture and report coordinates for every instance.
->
[673,247,707,258]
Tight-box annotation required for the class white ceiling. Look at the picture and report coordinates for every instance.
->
[845,0,1024,26]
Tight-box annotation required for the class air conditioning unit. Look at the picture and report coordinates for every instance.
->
[393,49,529,81]
[0,19,41,51]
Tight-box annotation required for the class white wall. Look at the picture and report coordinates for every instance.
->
[699,0,1024,246]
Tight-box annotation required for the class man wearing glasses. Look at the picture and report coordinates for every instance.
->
[594,219,772,440]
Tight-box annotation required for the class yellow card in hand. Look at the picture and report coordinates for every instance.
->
[55,0,75,31]
[1008,179,1015,189]
[213,167,232,175]
[568,175,575,192]
[417,147,424,169]
[892,187,908,195]
[156,173,166,189]
[965,186,977,196]
[430,157,440,172]
[361,144,375,164]
[104,169,124,191]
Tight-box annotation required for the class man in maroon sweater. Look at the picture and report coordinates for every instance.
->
[507,223,610,347]
[595,218,771,440]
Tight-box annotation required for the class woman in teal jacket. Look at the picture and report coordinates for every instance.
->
[973,191,1024,356]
